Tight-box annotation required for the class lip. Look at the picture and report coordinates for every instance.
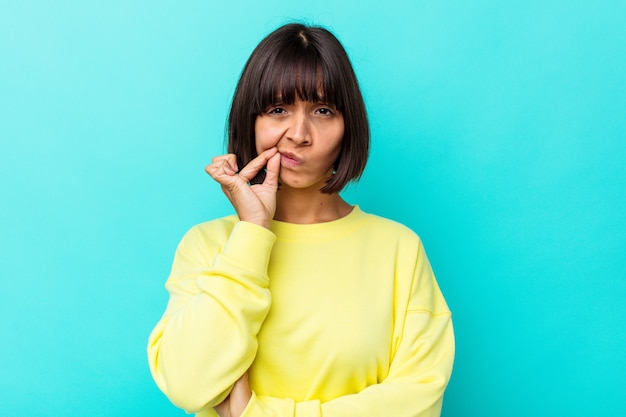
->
[279,151,302,167]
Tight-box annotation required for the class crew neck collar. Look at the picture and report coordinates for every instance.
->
[269,205,367,242]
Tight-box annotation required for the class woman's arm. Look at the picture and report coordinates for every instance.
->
[148,147,281,413]
[147,220,276,413]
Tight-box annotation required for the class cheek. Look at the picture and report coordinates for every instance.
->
[254,118,281,154]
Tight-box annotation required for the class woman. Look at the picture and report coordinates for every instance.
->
[148,23,454,417]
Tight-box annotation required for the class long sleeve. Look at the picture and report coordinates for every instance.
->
[239,235,455,417]
[147,219,276,413]
[243,315,452,417]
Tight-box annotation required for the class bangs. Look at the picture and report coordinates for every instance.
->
[255,45,342,112]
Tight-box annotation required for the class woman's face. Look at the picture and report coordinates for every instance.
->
[255,98,344,192]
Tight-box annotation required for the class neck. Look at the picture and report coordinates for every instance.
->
[274,186,352,224]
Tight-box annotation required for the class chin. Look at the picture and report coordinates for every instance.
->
[278,178,328,192]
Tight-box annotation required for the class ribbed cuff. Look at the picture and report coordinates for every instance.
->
[241,392,321,417]
[217,221,276,284]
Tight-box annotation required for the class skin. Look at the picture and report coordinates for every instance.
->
[205,98,352,416]
[255,99,351,224]
[213,373,251,417]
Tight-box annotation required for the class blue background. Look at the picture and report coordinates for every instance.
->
[1,1,624,416]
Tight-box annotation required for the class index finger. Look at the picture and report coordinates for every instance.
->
[237,147,278,182]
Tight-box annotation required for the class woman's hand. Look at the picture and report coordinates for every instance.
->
[206,147,281,229]
[214,373,252,417]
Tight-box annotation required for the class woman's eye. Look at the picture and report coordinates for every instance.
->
[316,107,334,115]
[267,107,286,115]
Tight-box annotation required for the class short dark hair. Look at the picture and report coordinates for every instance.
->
[227,23,369,193]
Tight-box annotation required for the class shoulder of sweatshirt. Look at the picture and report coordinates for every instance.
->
[361,211,424,247]
[187,214,239,240]
[174,215,239,259]
[177,215,278,258]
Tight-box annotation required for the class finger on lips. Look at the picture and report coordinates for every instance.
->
[237,147,277,181]
[207,148,280,188]
[262,153,281,182]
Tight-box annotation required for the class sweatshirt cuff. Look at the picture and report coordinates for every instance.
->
[218,221,276,280]
[242,392,321,417]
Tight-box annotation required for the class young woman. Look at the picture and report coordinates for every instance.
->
[148,23,454,417]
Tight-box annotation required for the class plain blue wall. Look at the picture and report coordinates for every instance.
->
[1,1,624,416]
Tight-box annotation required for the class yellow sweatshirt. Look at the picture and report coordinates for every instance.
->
[148,206,454,417]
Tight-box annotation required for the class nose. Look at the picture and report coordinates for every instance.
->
[286,112,311,145]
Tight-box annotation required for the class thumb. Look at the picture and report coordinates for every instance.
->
[262,153,281,189]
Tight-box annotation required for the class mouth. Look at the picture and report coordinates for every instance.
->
[279,151,302,167]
